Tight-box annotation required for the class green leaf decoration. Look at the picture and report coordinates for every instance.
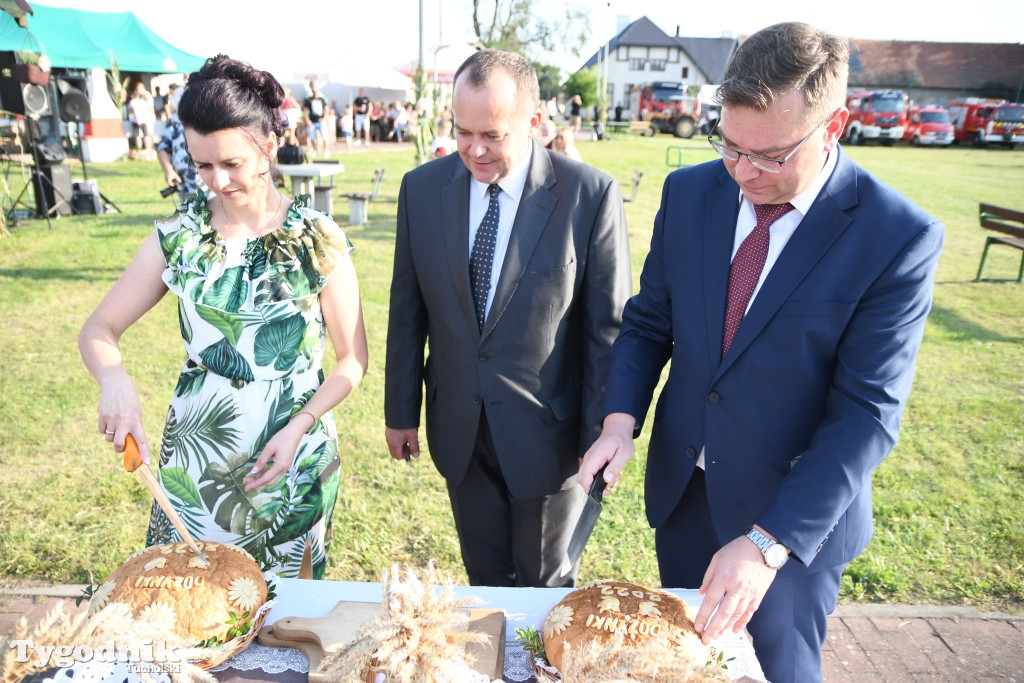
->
[199,451,276,536]
[253,313,305,371]
[161,466,203,509]
[249,380,297,460]
[195,304,243,346]
[177,298,193,344]
[173,365,207,399]
[202,265,247,313]
[297,317,322,362]
[248,243,267,280]
[165,394,241,474]
[199,338,254,382]
[267,458,340,547]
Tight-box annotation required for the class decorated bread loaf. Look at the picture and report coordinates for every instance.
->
[541,579,709,672]
[87,541,267,644]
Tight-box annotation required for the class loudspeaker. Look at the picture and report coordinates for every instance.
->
[35,163,73,217]
[59,87,91,123]
[72,179,103,214]
[34,141,66,165]
[21,83,49,116]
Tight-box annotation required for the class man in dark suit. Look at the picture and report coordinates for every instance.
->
[578,23,943,682]
[385,49,631,588]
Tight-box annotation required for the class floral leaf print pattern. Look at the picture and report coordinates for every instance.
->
[178,298,193,344]
[203,265,248,313]
[196,304,243,346]
[199,338,254,382]
[164,393,241,475]
[200,450,276,536]
[254,313,306,371]
[150,194,351,577]
[161,466,203,509]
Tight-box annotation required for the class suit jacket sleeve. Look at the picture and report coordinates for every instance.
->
[602,177,677,432]
[758,217,944,565]
[384,173,427,429]
[580,171,633,449]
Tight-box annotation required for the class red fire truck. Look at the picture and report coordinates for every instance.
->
[901,106,954,146]
[629,82,701,138]
[947,98,1002,145]
[842,90,909,145]
[978,102,1024,148]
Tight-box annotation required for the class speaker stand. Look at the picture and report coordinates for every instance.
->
[2,150,36,226]
[23,116,74,228]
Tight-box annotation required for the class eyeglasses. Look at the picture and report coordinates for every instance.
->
[707,111,836,173]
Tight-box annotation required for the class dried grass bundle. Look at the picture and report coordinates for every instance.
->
[319,562,496,683]
[0,600,221,683]
[559,630,730,683]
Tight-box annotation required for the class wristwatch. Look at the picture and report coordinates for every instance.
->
[746,527,789,569]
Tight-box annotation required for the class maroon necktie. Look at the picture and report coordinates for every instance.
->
[721,202,795,358]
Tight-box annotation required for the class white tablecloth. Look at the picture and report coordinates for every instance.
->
[246,578,766,681]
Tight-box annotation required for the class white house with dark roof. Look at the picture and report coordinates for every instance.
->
[578,16,738,119]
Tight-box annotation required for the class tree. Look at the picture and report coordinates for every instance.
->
[471,0,590,62]
[562,67,598,109]
[533,62,563,102]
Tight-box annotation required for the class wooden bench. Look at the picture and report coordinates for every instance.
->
[976,203,1024,282]
[621,169,643,203]
[339,167,385,226]
[629,121,653,135]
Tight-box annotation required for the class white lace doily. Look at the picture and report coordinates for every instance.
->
[210,642,309,674]
[503,636,536,681]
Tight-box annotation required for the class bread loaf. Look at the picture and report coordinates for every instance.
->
[87,541,267,644]
[541,579,709,672]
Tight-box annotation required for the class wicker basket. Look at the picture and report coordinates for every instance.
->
[532,658,561,682]
[190,600,273,670]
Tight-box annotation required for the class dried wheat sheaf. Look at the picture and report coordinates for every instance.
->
[319,562,497,683]
[0,600,220,683]
[560,630,730,683]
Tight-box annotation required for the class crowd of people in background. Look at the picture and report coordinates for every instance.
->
[123,75,591,166]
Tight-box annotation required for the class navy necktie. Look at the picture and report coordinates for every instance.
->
[722,202,795,358]
[470,184,501,330]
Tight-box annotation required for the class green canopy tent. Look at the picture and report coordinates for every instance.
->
[0,4,205,73]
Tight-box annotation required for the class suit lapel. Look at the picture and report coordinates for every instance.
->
[716,150,860,375]
[440,160,478,333]
[484,143,557,336]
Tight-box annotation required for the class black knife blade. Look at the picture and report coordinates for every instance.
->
[559,464,609,577]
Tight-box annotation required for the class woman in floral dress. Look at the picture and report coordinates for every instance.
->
[79,55,368,579]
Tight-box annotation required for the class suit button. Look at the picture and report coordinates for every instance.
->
[472,396,481,405]
[478,353,488,362]
[708,391,720,403]
[686,447,697,458]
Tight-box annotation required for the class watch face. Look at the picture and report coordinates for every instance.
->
[765,543,789,569]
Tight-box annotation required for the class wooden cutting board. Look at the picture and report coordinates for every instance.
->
[259,600,505,682]
[257,623,325,674]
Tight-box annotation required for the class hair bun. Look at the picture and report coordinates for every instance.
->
[196,54,284,111]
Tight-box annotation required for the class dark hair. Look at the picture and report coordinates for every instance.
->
[178,54,286,140]
[453,49,540,113]
[716,22,849,123]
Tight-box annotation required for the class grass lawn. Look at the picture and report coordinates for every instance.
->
[1,134,1021,613]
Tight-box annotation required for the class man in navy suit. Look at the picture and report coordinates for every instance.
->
[578,22,943,682]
